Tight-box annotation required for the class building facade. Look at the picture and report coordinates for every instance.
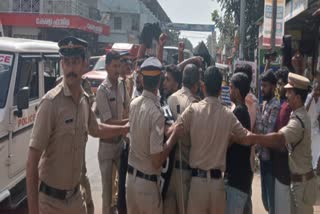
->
[0,0,110,55]
[97,0,171,44]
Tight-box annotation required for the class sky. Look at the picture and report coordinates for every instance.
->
[157,0,220,47]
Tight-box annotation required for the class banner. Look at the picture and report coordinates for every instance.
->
[0,13,110,36]
[262,0,285,47]
[221,86,232,107]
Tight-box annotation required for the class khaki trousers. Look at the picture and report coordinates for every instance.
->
[290,177,317,214]
[126,173,162,214]
[98,141,122,214]
[187,177,226,214]
[39,191,86,214]
[80,153,94,214]
[164,168,191,214]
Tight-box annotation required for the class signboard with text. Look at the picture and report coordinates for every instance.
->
[262,0,285,47]
[285,0,308,22]
[166,23,215,32]
[0,13,110,36]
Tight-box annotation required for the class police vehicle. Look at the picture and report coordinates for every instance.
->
[0,37,60,207]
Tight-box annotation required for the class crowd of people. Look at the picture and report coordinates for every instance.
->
[25,23,320,214]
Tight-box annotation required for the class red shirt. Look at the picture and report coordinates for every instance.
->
[273,101,292,185]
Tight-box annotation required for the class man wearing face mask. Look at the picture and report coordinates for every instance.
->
[96,51,130,214]
[255,70,280,214]
[26,37,129,214]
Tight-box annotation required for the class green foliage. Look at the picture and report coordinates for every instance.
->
[180,38,193,50]
[213,0,264,59]
[211,9,236,52]
[164,29,180,46]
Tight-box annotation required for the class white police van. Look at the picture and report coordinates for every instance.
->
[0,37,60,207]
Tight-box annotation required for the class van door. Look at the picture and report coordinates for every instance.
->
[8,55,41,178]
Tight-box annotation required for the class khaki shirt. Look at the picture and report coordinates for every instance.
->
[178,97,249,171]
[128,90,165,175]
[168,87,198,164]
[96,77,129,142]
[29,81,99,190]
[279,107,313,174]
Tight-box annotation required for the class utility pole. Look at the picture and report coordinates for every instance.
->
[271,0,277,51]
[239,0,246,60]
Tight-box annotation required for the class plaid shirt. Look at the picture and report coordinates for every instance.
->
[255,96,280,160]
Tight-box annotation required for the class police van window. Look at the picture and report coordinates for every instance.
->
[44,58,60,93]
[14,57,39,105]
[0,53,14,108]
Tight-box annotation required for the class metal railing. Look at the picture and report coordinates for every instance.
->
[0,0,100,21]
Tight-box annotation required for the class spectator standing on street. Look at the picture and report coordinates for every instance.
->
[272,68,292,214]
[255,70,280,214]
[95,51,130,214]
[305,78,320,170]
[239,72,317,214]
[233,63,258,214]
[26,36,129,214]
[225,73,252,214]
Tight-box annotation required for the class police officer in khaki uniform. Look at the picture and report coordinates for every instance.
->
[80,76,95,214]
[54,58,96,214]
[177,66,249,214]
[240,73,317,214]
[164,64,200,214]
[26,37,129,214]
[95,50,130,214]
[126,57,182,214]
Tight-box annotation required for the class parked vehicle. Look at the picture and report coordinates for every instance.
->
[0,37,60,207]
[83,55,107,94]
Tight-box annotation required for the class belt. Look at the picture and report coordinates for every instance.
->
[101,136,122,144]
[191,168,222,179]
[127,165,158,182]
[291,170,315,183]
[39,181,79,200]
[175,160,191,170]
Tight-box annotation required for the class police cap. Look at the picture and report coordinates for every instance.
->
[58,36,88,57]
[140,57,162,76]
[284,72,310,91]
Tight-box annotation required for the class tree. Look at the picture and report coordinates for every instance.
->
[211,9,237,57]
[180,38,193,50]
[164,29,180,47]
[213,0,264,60]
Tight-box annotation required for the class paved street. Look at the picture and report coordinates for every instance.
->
[1,135,319,213]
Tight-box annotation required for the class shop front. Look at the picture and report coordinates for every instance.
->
[0,13,110,55]
[284,0,320,79]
